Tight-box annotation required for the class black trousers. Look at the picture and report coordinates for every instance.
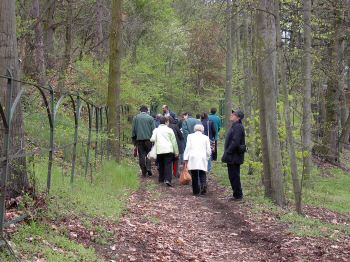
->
[157,153,174,183]
[137,140,152,176]
[212,140,218,161]
[227,164,243,198]
[190,170,207,195]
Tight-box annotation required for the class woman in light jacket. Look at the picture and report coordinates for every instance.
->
[150,116,179,186]
[183,124,211,195]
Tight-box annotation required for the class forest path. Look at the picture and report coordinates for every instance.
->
[95,170,349,262]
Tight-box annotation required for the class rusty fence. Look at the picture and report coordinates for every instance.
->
[0,69,132,259]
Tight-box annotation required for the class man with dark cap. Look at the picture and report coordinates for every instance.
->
[132,105,155,177]
[221,110,246,201]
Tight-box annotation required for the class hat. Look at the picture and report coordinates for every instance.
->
[232,110,244,120]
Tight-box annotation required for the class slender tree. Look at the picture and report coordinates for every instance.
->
[256,0,285,206]
[107,0,122,162]
[31,0,47,86]
[302,0,313,178]
[225,0,234,131]
[276,0,302,213]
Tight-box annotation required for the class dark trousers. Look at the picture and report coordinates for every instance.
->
[212,140,218,161]
[190,170,207,195]
[137,140,152,176]
[227,164,243,198]
[157,153,174,183]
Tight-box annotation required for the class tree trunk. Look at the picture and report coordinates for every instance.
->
[31,0,47,86]
[302,0,313,179]
[107,0,122,162]
[43,0,56,70]
[224,0,234,131]
[57,0,73,94]
[322,2,344,164]
[95,0,104,63]
[242,14,252,119]
[256,0,285,206]
[276,0,302,213]
[0,0,29,196]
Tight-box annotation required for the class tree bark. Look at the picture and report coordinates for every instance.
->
[256,0,285,206]
[322,1,344,164]
[0,0,29,196]
[31,0,47,86]
[224,0,234,131]
[43,0,56,70]
[107,0,122,162]
[57,0,73,94]
[276,0,302,213]
[95,0,104,63]
[302,0,313,179]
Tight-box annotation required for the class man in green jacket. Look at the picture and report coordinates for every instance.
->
[208,107,221,161]
[132,105,155,176]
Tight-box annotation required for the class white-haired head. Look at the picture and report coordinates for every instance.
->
[194,124,204,133]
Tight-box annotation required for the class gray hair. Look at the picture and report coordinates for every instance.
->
[194,124,204,133]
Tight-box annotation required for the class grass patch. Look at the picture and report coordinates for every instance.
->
[303,167,350,214]
[213,159,350,239]
[0,222,101,261]
[33,159,139,220]
[280,212,350,239]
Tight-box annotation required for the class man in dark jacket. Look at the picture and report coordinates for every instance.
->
[162,105,177,122]
[222,110,246,201]
[132,105,155,177]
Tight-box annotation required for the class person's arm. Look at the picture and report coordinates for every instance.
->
[226,126,241,154]
[217,116,221,133]
[211,121,216,140]
[183,135,190,161]
[131,116,137,145]
[206,137,211,160]
[170,129,179,156]
[182,121,189,140]
[150,129,156,143]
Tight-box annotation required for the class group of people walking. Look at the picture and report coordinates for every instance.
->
[132,104,246,201]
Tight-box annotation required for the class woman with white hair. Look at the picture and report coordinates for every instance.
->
[183,124,211,195]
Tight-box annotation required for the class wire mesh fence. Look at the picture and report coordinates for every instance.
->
[0,69,133,259]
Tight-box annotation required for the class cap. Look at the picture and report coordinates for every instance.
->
[232,110,244,120]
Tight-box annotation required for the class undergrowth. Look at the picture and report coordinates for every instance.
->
[213,156,350,240]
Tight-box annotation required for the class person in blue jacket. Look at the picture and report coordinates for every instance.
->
[208,107,221,161]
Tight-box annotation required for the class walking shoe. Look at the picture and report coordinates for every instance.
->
[164,180,173,187]
[200,185,207,195]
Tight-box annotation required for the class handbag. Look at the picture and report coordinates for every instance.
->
[147,132,157,160]
[179,165,192,185]
[147,144,157,160]
[207,121,216,153]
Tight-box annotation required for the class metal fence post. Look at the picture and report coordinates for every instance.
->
[0,71,13,234]
[70,95,80,184]
[84,103,93,178]
[94,107,99,168]
[100,107,104,162]
[47,85,55,193]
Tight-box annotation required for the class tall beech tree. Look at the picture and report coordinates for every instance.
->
[107,0,122,162]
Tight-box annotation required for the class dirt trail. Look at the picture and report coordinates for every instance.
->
[93,173,350,262]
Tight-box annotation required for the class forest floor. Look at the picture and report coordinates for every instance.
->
[58,169,350,262]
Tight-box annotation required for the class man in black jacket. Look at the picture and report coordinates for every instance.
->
[222,110,246,201]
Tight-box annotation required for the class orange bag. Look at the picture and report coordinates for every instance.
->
[179,165,192,185]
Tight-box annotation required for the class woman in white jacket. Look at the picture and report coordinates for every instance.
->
[150,116,179,186]
[183,124,211,195]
